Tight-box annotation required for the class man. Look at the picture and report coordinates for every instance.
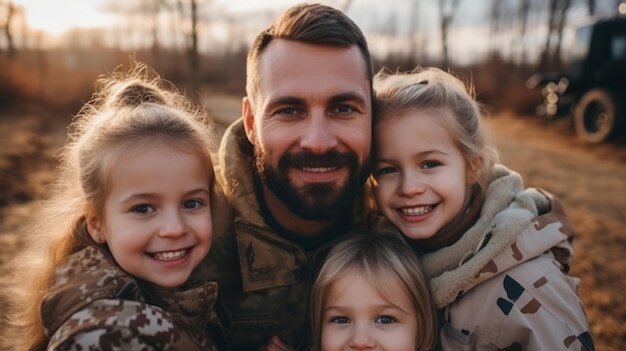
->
[192,3,375,350]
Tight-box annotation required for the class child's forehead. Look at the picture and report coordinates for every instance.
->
[329,266,406,297]
[324,267,414,313]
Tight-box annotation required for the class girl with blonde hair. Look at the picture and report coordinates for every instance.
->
[371,67,593,350]
[311,234,437,351]
[1,63,223,350]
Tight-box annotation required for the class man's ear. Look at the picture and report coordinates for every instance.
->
[242,96,256,143]
[86,214,105,244]
[466,156,483,185]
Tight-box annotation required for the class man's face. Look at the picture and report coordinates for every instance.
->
[244,39,372,220]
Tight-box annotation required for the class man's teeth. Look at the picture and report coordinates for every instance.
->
[152,249,188,261]
[401,205,433,216]
[301,166,337,173]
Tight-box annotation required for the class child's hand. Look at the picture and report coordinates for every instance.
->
[259,335,294,351]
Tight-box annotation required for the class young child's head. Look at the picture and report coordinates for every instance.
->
[311,234,437,351]
[0,63,218,350]
[371,68,497,242]
[67,64,216,288]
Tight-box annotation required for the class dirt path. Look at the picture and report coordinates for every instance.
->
[1,101,624,349]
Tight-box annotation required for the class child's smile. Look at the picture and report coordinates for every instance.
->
[87,142,213,288]
[373,107,470,240]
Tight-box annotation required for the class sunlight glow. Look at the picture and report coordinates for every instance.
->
[15,0,118,35]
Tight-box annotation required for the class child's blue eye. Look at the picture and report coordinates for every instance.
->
[330,316,350,324]
[376,166,397,176]
[375,315,397,324]
[182,200,203,209]
[132,204,154,214]
[422,160,441,169]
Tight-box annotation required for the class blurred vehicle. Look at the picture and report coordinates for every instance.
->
[527,16,626,143]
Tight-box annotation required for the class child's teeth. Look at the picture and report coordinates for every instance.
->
[152,249,187,261]
[401,205,433,215]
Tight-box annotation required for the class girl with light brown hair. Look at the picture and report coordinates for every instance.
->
[1,63,223,350]
[311,234,437,351]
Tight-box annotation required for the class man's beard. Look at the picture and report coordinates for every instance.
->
[254,147,368,221]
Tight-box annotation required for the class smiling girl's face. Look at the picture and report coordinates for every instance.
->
[86,142,213,288]
[320,269,418,351]
[373,107,471,241]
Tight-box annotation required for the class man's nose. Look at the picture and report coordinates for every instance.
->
[299,110,338,153]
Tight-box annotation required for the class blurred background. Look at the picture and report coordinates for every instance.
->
[1,0,625,349]
[1,0,624,114]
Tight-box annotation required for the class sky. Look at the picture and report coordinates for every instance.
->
[14,0,118,34]
[14,0,324,34]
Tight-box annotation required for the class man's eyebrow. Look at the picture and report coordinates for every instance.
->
[266,96,306,108]
[328,92,368,105]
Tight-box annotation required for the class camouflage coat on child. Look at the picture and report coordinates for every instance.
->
[419,165,594,351]
[40,245,223,350]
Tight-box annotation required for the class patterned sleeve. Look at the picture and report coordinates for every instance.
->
[47,299,218,351]
[494,255,594,351]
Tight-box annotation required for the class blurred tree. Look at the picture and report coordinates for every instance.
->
[0,0,18,57]
[540,0,571,68]
[407,0,422,64]
[438,0,461,68]
[102,0,210,93]
[517,0,533,65]
[587,0,596,15]
[102,0,166,59]
[177,0,201,93]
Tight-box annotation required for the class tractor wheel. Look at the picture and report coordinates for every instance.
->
[574,89,621,143]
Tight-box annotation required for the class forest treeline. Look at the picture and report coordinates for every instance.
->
[1,0,624,117]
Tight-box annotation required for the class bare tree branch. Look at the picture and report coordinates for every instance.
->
[438,0,461,68]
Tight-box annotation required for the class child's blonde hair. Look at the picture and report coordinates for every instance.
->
[374,67,498,192]
[311,234,437,351]
[0,62,216,350]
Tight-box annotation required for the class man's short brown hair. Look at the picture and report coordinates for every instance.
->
[245,3,373,105]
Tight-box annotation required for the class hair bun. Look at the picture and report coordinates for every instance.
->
[109,81,167,108]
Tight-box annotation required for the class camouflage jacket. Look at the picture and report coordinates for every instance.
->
[41,246,223,350]
[418,165,594,351]
[188,119,370,351]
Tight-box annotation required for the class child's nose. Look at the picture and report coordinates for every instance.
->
[158,210,187,238]
[348,325,376,349]
[398,173,426,197]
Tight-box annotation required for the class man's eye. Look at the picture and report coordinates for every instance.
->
[132,204,155,214]
[182,200,204,209]
[332,104,355,114]
[374,315,397,324]
[422,160,442,169]
[276,107,300,116]
[329,316,350,324]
